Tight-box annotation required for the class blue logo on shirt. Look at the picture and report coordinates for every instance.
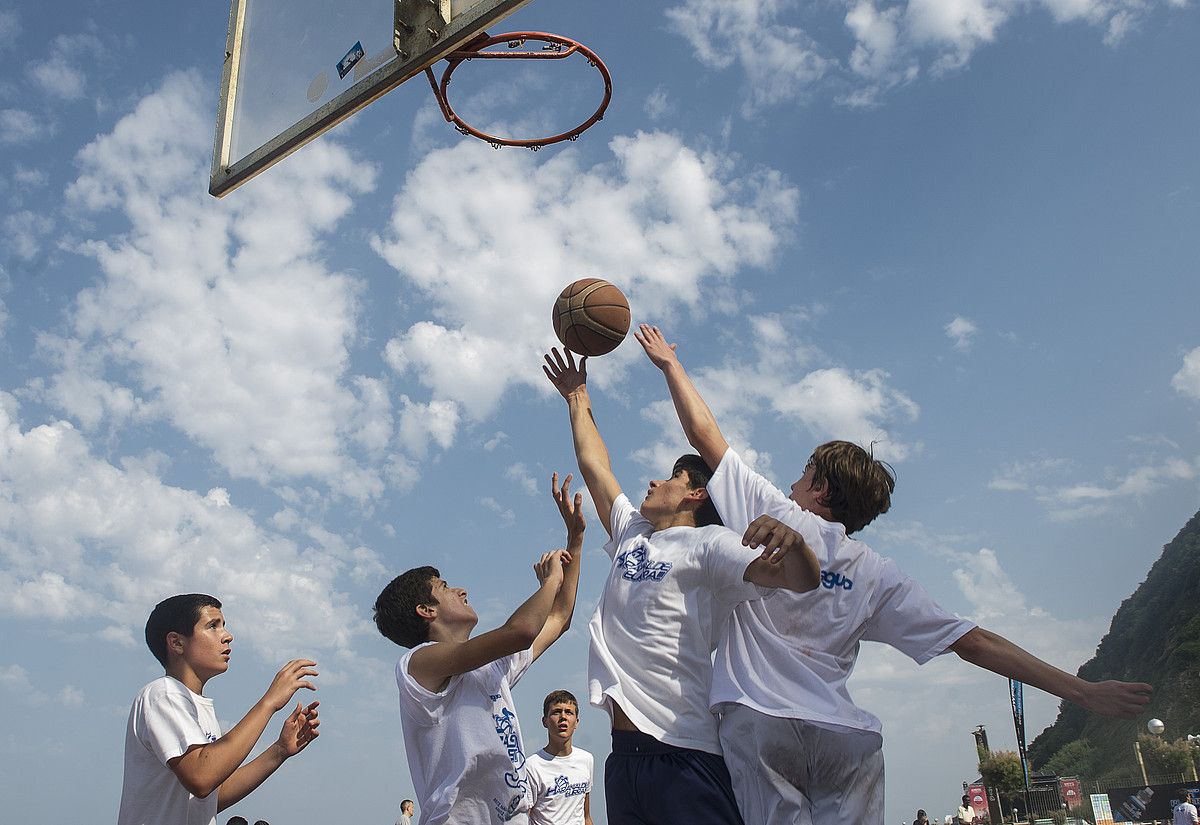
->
[820,570,853,590]
[491,706,529,821]
[549,774,589,798]
[616,543,672,582]
[492,792,526,822]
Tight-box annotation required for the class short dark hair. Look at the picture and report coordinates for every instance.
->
[401,799,414,811]
[226,817,249,825]
[542,689,579,717]
[672,454,722,528]
[808,441,895,534]
[145,594,222,667]
[374,567,440,648]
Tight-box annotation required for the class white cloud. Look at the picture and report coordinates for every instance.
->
[664,0,832,111]
[12,165,48,188]
[27,33,104,101]
[1171,346,1200,400]
[944,315,978,352]
[666,0,1184,107]
[45,70,389,498]
[0,10,18,53]
[0,396,372,661]
[373,132,797,437]
[0,109,48,144]
[3,210,54,260]
[480,496,516,527]
[58,685,85,708]
[643,86,675,120]
[505,463,539,497]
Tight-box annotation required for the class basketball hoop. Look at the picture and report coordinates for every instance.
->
[423,31,612,150]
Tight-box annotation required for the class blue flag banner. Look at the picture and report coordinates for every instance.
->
[1009,679,1030,790]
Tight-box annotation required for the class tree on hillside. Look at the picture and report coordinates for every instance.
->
[1042,740,1098,780]
[980,750,1026,811]
[1137,734,1196,777]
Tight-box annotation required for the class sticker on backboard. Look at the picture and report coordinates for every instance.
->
[337,41,365,79]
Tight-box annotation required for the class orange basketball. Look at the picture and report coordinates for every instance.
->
[553,278,631,356]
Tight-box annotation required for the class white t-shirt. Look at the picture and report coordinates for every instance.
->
[707,448,976,734]
[588,494,766,754]
[526,747,593,825]
[117,676,222,825]
[1174,801,1199,825]
[397,643,535,825]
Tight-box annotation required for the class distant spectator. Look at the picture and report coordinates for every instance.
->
[1174,789,1198,825]
[227,818,248,825]
[397,799,415,825]
[913,810,930,825]
[957,795,976,825]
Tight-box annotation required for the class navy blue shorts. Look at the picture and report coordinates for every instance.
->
[604,730,746,825]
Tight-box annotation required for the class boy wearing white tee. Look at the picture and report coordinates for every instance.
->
[543,347,822,825]
[118,593,320,825]
[636,323,1155,824]
[373,474,585,825]
[526,690,595,825]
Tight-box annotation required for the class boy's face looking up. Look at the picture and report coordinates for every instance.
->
[639,467,699,524]
[426,577,477,629]
[542,700,579,747]
[788,457,828,515]
[172,605,233,681]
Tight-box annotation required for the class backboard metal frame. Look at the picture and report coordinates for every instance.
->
[209,0,532,197]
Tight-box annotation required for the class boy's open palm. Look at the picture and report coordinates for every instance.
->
[534,550,571,589]
[543,348,588,399]
[277,701,321,757]
[264,659,318,711]
[634,324,680,371]
[553,472,586,544]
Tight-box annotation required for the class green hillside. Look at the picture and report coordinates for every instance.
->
[1027,507,1200,782]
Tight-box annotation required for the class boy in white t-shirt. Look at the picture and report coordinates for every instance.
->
[543,347,822,825]
[118,594,321,825]
[373,474,585,825]
[636,323,1155,824]
[526,690,595,825]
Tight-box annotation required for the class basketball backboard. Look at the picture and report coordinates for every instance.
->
[210,0,532,197]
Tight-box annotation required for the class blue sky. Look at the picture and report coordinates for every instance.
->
[1,0,1199,822]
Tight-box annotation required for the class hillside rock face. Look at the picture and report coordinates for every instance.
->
[1027,508,1200,781]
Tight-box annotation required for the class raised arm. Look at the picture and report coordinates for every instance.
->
[529,472,586,662]
[635,324,729,471]
[169,659,318,799]
[950,627,1153,718]
[543,348,622,537]
[216,700,320,810]
[408,551,569,692]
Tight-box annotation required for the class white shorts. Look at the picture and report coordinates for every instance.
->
[718,704,885,825]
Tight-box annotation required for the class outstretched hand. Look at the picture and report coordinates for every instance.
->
[263,659,318,712]
[543,348,588,400]
[1080,679,1153,719]
[534,549,572,589]
[276,700,320,758]
[634,324,680,371]
[552,472,585,545]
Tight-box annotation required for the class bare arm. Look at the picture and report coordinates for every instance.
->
[543,348,622,537]
[635,324,729,471]
[584,792,594,825]
[168,660,318,799]
[408,551,568,693]
[529,473,586,662]
[216,701,320,811]
[950,627,1153,718]
[739,515,821,593]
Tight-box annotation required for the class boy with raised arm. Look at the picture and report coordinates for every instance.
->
[636,323,1154,825]
[373,474,585,825]
[526,689,595,825]
[118,594,320,825]
[543,347,822,825]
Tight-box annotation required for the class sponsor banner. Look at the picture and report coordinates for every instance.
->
[1091,794,1114,825]
[1059,777,1083,809]
[968,783,990,819]
[1105,783,1200,821]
